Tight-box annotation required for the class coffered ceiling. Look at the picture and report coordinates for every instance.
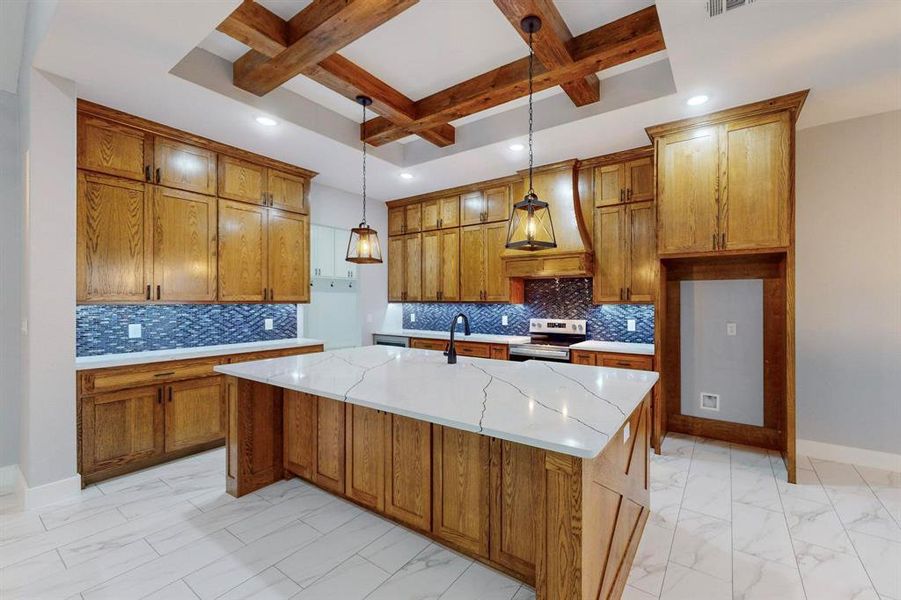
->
[29,0,901,200]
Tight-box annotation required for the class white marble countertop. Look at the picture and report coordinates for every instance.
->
[215,345,658,459]
[569,340,655,356]
[76,338,324,370]
[373,329,531,345]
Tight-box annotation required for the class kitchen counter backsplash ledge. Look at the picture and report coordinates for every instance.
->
[401,278,654,344]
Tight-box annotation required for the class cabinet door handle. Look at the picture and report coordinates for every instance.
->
[144,165,152,182]
[627,188,633,200]
[156,285,161,300]
[619,287,624,301]
[627,286,631,300]
[270,288,274,301]
[154,371,175,378]
[168,387,173,402]
[620,189,625,202]
[157,388,162,404]
[263,288,268,301]
[720,232,726,249]
[155,168,161,183]
[712,234,717,250]
[145,284,151,300]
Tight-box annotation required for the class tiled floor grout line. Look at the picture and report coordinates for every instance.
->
[851,463,901,530]
[768,450,810,600]
[354,551,393,576]
[657,435,697,598]
[806,460,882,595]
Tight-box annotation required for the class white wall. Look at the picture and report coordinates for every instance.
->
[306,182,391,345]
[796,110,901,456]
[0,90,22,472]
[680,280,764,427]
[16,0,80,503]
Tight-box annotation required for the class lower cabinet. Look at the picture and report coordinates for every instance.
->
[81,386,164,475]
[164,377,226,453]
[283,392,345,494]
[385,415,432,530]
[409,338,510,360]
[345,405,387,511]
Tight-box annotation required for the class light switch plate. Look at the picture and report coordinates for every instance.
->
[128,324,142,339]
[626,319,637,332]
[264,318,274,331]
[502,315,508,326]
[410,313,416,323]
[726,322,737,336]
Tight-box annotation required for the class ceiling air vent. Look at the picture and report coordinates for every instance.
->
[708,0,755,18]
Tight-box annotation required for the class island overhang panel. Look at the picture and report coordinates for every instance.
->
[215,346,657,600]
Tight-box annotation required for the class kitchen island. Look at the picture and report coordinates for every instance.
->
[216,345,658,600]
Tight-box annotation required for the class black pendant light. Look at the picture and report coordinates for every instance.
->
[505,15,557,251]
[346,95,383,264]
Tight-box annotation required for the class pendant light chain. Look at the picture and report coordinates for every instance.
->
[361,101,368,225]
[528,29,534,195]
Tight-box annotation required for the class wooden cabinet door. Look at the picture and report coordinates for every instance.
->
[77,172,150,302]
[483,187,510,223]
[460,225,485,301]
[404,204,422,233]
[461,191,484,226]
[314,396,346,494]
[410,338,448,351]
[439,228,461,301]
[421,200,440,231]
[439,196,460,229]
[599,354,654,370]
[218,155,266,205]
[345,405,386,511]
[454,341,491,358]
[78,115,150,182]
[218,199,267,302]
[404,233,422,301]
[594,206,626,303]
[385,415,431,530]
[721,112,791,250]
[268,210,310,302]
[571,350,597,366]
[268,169,307,214]
[164,377,225,453]
[490,439,541,581]
[283,391,316,480]
[626,202,657,302]
[388,207,406,236]
[387,236,405,301]
[656,128,719,254]
[484,222,509,302]
[595,164,624,206]
[432,427,490,557]
[625,157,654,202]
[81,386,163,475]
[153,137,217,195]
[421,230,441,301]
[151,187,217,301]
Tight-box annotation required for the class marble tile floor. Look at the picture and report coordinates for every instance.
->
[0,436,897,600]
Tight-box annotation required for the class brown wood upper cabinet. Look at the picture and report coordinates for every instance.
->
[655,110,792,255]
[387,204,422,236]
[593,201,656,303]
[461,222,511,302]
[461,187,510,226]
[387,233,422,302]
[421,229,460,302]
[78,115,151,182]
[595,157,653,206]
[421,196,460,230]
[154,137,217,195]
[218,156,308,214]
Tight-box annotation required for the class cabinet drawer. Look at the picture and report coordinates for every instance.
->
[599,354,653,371]
[229,346,323,363]
[81,359,221,394]
[410,338,449,352]
[455,341,491,358]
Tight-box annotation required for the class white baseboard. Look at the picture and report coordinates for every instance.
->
[798,439,901,472]
[0,464,23,495]
[19,473,82,510]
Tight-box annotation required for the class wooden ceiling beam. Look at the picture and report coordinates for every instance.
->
[363,5,664,146]
[217,1,455,147]
[492,0,600,107]
[232,0,419,97]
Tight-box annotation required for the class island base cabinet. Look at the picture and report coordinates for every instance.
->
[226,377,284,497]
[345,405,387,511]
[283,392,346,494]
[385,415,431,531]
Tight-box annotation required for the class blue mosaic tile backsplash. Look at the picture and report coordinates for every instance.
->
[402,278,654,343]
[77,304,298,356]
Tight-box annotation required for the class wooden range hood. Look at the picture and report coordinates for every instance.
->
[502,159,594,278]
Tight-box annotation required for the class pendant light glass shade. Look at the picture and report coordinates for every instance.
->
[346,95,383,264]
[505,192,557,250]
[506,15,556,252]
[346,223,382,263]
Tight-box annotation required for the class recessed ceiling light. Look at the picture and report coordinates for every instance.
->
[509,143,525,151]
[687,95,709,106]
[400,172,414,180]
[255,116,278,127]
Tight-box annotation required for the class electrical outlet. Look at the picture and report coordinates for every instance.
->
[128,324,142,339]
[700,393,720,411]
[502,315,508,326]
[626,319,637,332]
[410,313,416,323]
[264,318,274,331]
[726,322,737,336]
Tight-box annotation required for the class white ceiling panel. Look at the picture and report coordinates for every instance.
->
[556,0,655,36]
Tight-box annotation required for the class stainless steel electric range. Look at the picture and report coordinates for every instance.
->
[508,319,587,363]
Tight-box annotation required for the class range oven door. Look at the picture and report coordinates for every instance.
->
[508,346,571,363]
[372,334,410,348]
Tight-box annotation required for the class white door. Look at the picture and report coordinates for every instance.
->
[332,229,356,279]
[312,225,335,278]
